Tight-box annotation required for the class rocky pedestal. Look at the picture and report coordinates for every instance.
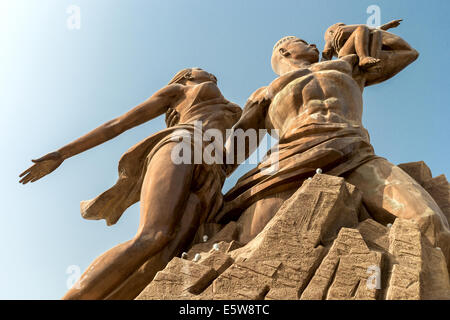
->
[136,162,450,300]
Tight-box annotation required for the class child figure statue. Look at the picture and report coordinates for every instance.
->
[322,19,403,68]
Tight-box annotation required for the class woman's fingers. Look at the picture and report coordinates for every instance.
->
[19,175,28,184]
[19,163,38,183]
[19,172,34,184]
[19,164,46,184]
[19,167,32,178]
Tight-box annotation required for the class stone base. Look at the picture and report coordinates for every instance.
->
[136,162,450,300]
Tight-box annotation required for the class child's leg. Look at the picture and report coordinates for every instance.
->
[353,25,380,68]
[339,25,380,68]
[338,26,380,68]
[353,25,371,59]
[339,26,371,57]
[370,30,382,59]
[337,31,356,57]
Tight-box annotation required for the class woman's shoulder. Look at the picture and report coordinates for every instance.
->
[154,83,185,99]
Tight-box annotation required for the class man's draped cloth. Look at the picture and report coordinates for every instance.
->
[216,122,379,223]
[80,124,225,226]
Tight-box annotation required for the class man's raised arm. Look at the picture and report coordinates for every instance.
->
[359,32,419,87]
[224,87,271,176]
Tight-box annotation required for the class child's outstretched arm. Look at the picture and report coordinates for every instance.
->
[379,19,402,31]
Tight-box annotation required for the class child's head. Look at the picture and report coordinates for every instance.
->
[322,23,346,60]
[324,23,346,45]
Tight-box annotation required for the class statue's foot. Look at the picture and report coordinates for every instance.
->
[359,56,381,68]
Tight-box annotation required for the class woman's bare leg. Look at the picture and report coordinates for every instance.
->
[62,142,194,299]
[105,162,225,299]
[105,193,203,299]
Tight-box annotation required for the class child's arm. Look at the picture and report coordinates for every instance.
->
[379,19,402,31]
[336,24,364,35]
[321,41,335,61]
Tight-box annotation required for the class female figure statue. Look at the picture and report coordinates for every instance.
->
[19,68,241,299]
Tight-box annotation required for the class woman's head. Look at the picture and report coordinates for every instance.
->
[168,68,217,85]
[271,36,320,75]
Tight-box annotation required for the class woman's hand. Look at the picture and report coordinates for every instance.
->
[19,151,64,184]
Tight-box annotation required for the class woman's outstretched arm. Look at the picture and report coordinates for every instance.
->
[57,84,182,160]
[19,84,182,184]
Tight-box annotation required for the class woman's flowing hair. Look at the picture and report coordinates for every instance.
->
[168,68,193,85]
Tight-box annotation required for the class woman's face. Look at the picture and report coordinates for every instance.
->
[190,68,217,84]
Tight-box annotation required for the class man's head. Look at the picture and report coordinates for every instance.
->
[271,36,320,75]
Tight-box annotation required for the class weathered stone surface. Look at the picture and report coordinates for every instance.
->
[233,175,359,260]
[423,174,450,225]
[196,174,359,299]
[137,173,450,300]
[386,264,421,300]
[301,228,382,300]
[136,258,218,300]
[398,161,433,186]
[191,223,223,246]
[199,250,234,275]
[327,251,382,300]
[421,241,450,299]
[386,219,450,300]
[187,222,240,258]
[398,162,449,231]
[357,219,389,251]
[207,261,275,300]
[358,204,371,222]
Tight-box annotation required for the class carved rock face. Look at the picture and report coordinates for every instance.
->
[136,168,450,300]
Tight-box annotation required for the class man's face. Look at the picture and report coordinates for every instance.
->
[283,38,320,64]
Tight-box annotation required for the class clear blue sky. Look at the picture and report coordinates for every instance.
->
[1,0,449,299]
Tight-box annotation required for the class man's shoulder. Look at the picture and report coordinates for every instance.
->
[249,86,269,101]
[311,57,356,74]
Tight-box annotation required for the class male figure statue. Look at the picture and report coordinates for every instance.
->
[221,31,449,258]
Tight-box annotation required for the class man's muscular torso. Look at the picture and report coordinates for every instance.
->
[263,58,364,138]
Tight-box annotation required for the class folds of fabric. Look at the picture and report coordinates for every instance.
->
[216,123,379,223]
